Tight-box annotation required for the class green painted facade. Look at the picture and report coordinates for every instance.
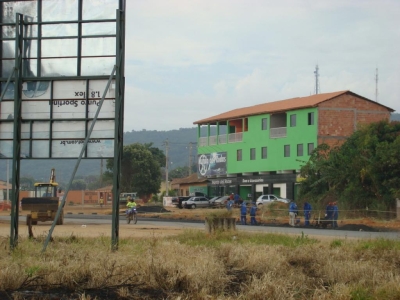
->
[198,107,318,174]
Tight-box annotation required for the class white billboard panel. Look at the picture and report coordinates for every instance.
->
[88,120,115,138]
[22,101,50,119]
[0,123,12,139]
[0,102,14,120]
[32,122,50,139]
[32,141,50,158]
[87,140,114,157]
[0,141,12,157]
[52,138,113,158]
[22,81,51,99]
[52,121,85,138]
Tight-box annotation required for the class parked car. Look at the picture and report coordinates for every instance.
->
[189,192,209,199]
[256,194,291,205]
[172,196,191,209]
[208,196,222,206]
[212,195,230,208]
[183,196,210,209]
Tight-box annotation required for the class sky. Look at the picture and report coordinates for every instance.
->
[124,0,400,131]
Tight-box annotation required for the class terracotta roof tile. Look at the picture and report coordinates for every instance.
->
[170,173,208,185]
[193,90,393,124]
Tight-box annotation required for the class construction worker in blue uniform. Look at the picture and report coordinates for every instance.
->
[289,201,298,226]
[325,202,334,226]
[303,201,312,226]
[240,202,248,225]
[332,202,339,228]
[250,203,257,225]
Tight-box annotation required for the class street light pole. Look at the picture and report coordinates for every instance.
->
[165,139,169,196]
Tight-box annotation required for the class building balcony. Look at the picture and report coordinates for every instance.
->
[270,127,287,138]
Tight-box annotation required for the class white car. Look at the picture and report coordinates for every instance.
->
[182,197,210,209]
[256,194,290,205]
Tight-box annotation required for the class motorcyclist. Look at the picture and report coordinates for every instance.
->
[126,198,137,215]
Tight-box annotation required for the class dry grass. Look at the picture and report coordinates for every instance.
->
[0,231,400,299]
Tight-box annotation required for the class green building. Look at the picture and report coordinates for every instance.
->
[194,91,393,202]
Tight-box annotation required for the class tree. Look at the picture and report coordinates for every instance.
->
[71,179,86,190]
[169,166,190,179]
[20,177,35,190]
[299,120,400,210]
[106,143,162,200]
[143,143,166,167]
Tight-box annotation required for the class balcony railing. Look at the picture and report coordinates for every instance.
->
[270,127,287,138]
[199,137,208,147]
[198,132,243,146]
[209,136,217,145]
[228,132,243,143]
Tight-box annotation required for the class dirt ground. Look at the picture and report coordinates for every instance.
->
[1,203,399,240]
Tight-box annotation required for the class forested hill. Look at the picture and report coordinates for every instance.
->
[124,127,200,169]
[391,113,400,121]
[1,114,399,183]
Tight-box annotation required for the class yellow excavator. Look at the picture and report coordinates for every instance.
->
[21,168,64,225]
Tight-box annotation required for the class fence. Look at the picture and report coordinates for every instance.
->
[258,207,397,222]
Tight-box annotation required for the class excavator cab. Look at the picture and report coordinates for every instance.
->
[21,168,64,225]
[35,183,58,198]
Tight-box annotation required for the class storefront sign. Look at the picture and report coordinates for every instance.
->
[209,178,237,186]
[239,177,265,184]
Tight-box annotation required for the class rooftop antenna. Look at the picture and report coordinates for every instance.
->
[375,68,379,102]
[314,64,320,94]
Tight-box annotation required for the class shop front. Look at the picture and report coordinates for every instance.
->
[208,173,297,202]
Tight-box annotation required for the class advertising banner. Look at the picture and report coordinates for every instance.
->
[197,152,227,177]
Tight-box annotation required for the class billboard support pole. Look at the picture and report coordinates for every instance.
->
[10,13,24,250]
[111,8,125,251]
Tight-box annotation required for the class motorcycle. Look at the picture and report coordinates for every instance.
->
[126,208,138,224]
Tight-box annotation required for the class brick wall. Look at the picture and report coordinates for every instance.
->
[19,190,113,205]
[317,93,391,148]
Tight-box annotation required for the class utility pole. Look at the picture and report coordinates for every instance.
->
[164,139,169,196]
[7,159,9,202]
[375,68,379,102]
[100,158,103,187]
[314,64,320,94]
[188,142,193,176]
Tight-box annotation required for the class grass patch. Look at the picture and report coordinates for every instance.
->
[172,229,317,247]
[330,239,343,248]
[356,238,400,251]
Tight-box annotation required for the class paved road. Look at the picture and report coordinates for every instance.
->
[2,214,400,240]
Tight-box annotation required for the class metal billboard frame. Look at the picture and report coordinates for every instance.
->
[0,0,125,250]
